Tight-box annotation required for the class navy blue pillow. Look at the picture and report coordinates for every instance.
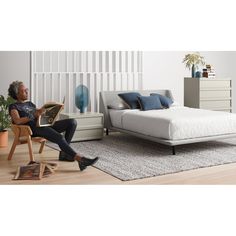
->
[118,92,141,109]
[150,93,173,108]
[137,95,163,111]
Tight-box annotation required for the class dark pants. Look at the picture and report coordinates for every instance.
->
[32,119,77,160]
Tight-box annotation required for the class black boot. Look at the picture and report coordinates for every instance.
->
[78,157,99,171]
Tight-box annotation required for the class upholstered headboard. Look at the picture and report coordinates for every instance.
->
[99,90,174,129]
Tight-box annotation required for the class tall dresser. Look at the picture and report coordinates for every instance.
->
[184,77,232,113]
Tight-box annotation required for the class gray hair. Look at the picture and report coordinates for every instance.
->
[8,81,24,100]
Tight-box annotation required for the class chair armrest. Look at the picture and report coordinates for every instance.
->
[11,124,33,137]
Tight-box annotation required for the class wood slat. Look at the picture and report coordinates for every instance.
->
[31,51,143,113]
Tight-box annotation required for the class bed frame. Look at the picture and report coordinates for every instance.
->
[99,90,236,155]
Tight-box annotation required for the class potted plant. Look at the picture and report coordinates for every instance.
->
[0,95,14,147]
[182,52,205,78]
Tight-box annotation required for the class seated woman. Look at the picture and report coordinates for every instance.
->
[8,80,98,171]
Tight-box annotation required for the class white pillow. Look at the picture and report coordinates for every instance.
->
[170,101,180,107]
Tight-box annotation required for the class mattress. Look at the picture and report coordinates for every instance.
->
[109,107,236,140]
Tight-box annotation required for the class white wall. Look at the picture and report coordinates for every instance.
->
[1,51,236,112]
[0,51,30,97]
[143,51,186,104]
[143,51,236,112]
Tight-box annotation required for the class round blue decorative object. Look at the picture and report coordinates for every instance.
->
[75,85,89,113]
[195,71,202,78]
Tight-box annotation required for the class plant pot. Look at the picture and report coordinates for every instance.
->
[0,130,8,147]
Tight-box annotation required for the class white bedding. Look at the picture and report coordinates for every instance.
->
[109,107,236,140]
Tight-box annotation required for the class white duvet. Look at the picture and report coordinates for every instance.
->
[109,106,236,140]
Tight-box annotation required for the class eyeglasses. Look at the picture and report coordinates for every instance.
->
[19,88,29,93]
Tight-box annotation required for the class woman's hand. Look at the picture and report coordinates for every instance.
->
[35,107,46,118]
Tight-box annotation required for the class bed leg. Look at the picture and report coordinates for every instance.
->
[106,128,109,135]
[172,146,176,155]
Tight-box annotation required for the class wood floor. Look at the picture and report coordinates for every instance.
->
[1,132,236,184]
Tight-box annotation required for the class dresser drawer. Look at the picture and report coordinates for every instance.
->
[200,90,231,99]
[214,109,232,113]
[200,100,231,109]
[72,128,104,141]
[200,80,231,89]
[76,116,103,127]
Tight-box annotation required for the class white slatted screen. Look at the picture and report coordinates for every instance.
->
[31,51,143,113]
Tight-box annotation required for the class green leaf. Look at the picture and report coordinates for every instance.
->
[0,95,14,131]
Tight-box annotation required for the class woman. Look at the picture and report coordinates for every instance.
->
[8,81,98,171]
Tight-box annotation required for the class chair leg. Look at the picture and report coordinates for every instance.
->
[27,138,35,161]
[8,138,18,160]
[39,140,45,154]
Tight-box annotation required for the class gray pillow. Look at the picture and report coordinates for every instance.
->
[107,101,129,110]
[137,95,163,111]
[150,93,173,108]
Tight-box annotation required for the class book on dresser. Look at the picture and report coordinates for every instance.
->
[184,77,232,113]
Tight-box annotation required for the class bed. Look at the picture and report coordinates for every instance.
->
[99,90,236,154]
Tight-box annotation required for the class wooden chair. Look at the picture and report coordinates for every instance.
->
[8,124,46,162]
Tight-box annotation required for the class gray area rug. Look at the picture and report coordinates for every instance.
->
[46,133,236,181]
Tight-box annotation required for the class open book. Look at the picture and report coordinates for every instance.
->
[37,98,64,127]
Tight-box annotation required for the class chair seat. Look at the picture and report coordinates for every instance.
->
[8,124,46,161]
[32,137,46,142]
